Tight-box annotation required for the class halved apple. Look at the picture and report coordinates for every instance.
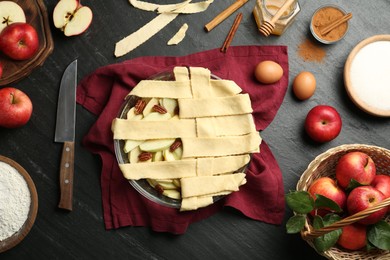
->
[0,1,26,33]
[53,0,93,36]
[139,138,176,152]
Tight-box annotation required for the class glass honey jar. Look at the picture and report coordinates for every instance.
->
[253,0,300,36]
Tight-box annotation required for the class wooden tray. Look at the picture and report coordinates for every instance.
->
[344,35,390,117]
[0,0,54,86]
[0,155,38,253]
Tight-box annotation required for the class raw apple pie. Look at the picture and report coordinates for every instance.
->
[112,66,261,211]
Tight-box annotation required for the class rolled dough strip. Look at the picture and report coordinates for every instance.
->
[182,132,261,158]
[178,94,253,118]
[128,80,192,98]
[115,13,178,57]
[128,0,191,13]
[196,114,256,137]
[170,0,214,14]
[210,79,242,96]
[196,154,250,176]
[190,67,211,98]
[167,23,188,45]
[119,160,197,180]
[180,173,246,198]
[174,66,190,81]
[112,118,197,140]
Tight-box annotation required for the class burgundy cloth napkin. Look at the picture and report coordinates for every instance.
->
[76,45,288,234]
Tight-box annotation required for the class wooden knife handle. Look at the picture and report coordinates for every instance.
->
[58,141,74,211]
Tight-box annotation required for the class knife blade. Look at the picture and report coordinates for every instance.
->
[54,59,77,211]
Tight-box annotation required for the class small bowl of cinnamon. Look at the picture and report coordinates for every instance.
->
[310,5,351,44]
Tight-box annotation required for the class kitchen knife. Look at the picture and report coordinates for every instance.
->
[54,59,77,211]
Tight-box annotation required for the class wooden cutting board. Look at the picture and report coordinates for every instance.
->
[0,0,54,86]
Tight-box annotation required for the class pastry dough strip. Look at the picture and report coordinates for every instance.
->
[182,132,261,158]
[180,173,246,198]
[173,67,190,81]
[190,67,211,98]
[196,154,250,176]
[128,80,192,98]
[115,13,178,57]
[112,114,257,140]
[196,114,256,137]
[179,94,253,118]
[119,155,250,180]
[120,160,197,180]
[180,191,232,211]
[112,118,196,140]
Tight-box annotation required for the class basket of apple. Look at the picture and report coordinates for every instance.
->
[286,144,390,260]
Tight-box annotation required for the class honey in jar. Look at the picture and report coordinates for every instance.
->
[253,0,300,36]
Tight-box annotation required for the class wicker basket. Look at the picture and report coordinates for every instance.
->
[296,144,390,260]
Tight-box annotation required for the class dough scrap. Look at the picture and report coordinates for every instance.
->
[115,13,178,57]
[167,23,189,45]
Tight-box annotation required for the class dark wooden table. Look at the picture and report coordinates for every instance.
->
[1,0,389,259]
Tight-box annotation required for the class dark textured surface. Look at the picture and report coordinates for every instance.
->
[1,0,389,259]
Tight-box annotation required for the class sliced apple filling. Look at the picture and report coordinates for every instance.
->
[112,66,262,211]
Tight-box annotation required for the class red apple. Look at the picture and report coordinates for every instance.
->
[335,151,376,189]
[337,223,367,250]
[304,105,342,143]
[347,186,387,225]
[308,177,347,216]
[0,23,39,60]
[53,0,93,36]
[0,62,3,78]
[0,87,33,128]
[371,174,390,212]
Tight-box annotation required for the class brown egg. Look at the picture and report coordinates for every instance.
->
[292,71,316,100]
[254,61,283,84]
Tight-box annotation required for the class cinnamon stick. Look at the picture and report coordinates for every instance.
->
[320,13,352,36]
[205,0,248,32]
[220,13,243,53]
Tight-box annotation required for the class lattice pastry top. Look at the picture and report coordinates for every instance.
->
[112,66,262,211]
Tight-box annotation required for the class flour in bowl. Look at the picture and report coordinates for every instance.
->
[0,162,31,241]
[350,41,390,111]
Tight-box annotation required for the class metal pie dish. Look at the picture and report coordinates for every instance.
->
[0,155,38,253]
[113,70,249,208]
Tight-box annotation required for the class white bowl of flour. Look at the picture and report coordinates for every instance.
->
[0,155,38,253]
[344,35,390,117]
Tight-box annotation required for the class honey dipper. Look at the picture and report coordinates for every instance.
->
[259,0,295,36]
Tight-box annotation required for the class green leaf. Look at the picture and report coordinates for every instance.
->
[312,215,324,230]
[314,229,342,252]
[346,178,365,191]
[314,194,342,213]
[313,214,342,253]
[285,191,314,214]
[368,220,390,250]
[322,213,342,225]
[286,215,306,234]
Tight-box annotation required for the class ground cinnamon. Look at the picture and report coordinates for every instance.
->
[298,38,326,62]
[312,6,348,42]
